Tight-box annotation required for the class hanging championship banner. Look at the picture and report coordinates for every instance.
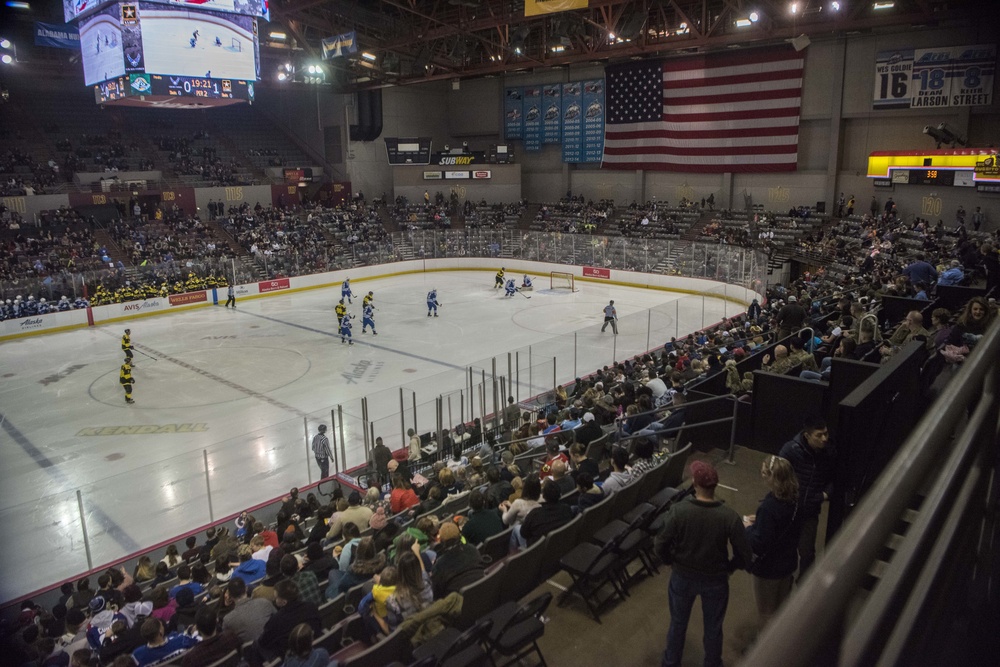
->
[561,81,583,162]
[524,0,588,17]
[581,79,605,163]
[542,84,562,144]
[523,86,543,152]
[504,87,524,140]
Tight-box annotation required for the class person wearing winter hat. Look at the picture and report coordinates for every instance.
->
[369,506,388,531]
[654,460,751,667]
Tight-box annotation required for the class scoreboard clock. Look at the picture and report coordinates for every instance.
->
[385,138,432,165]
[908,169,955,186]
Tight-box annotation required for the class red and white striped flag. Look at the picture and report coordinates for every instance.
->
[602,48,804,173]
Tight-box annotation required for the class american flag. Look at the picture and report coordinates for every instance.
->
[602,48,804,172]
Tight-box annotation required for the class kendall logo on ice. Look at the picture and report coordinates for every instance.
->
[20,317,44,330]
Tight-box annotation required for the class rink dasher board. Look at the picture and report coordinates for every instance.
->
[0,259,761,342]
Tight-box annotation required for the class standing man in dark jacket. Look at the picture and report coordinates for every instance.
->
[256,580,321,660]
[371,437,393,482]
[775,296,807,340]
[778,416,835,578]
[655,461,750,667]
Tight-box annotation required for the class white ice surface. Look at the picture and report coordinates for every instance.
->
[0,271,732,602]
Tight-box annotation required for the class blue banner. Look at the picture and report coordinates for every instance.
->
[561,82,583,162]
[542,84,562,144]
[504,87,523,140]
[582,79,605,163]
[321,31,357,59]
[35,22,80,50]
[522,86,542,152]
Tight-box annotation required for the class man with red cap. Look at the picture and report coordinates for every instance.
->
[654,460,751,667]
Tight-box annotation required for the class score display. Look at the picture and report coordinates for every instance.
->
[909,169,955,186]
[385,137,433,165]
[79,1,259,103]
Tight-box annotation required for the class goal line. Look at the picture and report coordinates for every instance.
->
[550,271,578,292]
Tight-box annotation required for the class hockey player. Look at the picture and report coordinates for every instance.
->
[37,298,50,314]
[12,297,23,317]
[24,296,38,316]
[120,357,135,404]
[58,296,71,312]
[74,296,89,309]
[339,314,354,345]
[521,274,534,291]
[427,289,440,317]
[361,303,377,335]
[362,291,374,309]
[494,267,506,289]
[122,328,134,361]
[504,278,517,298]
[341,278,356,303]
[335,299,347,327]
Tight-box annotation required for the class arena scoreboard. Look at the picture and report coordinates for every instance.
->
[867,149,1000,189]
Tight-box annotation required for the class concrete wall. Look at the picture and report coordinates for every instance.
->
[1,194,71,223]
[393,165,522,204]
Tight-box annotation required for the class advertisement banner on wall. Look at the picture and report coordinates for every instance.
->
[258,278,290,294]
[0,310,89,339]
[581,80,605,163]
[542,84,562,144]
[169,291,208,307]
[423,171,443,180]
[561,81,584,163]
[472,171,492,179]
[445,171,470,179]
[522,87,543,152]
[583,266,611,279]
[504,87,524,140]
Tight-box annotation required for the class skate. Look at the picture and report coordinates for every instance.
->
[349,340,353,345]
[373,332,378,335]
[433,313,438,317]
[428,312,431,317]
[341,338,346,344]
[126,398,135,404]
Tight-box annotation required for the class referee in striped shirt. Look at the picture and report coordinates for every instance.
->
[601,300,618,335]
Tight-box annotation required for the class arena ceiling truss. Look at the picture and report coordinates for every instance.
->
[270,0,981,90]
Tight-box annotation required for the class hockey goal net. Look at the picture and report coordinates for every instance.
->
[550,271,577,292]
[231,37,242,52]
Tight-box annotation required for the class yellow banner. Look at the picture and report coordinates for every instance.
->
[867,149,1000,181]
[525,0,588,17]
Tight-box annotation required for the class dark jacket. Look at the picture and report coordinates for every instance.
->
[745,493,800,579]
[778,433,836,518]
[461,509,505,546]
[776,302,807,332]
[519,502,575,546]
[654,496,751,580]
[431,543,485,598]
[485,481,515,508]
[258,599,321,656]
[574,421,603,446]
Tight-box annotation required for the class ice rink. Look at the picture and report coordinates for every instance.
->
[0,270,734,602]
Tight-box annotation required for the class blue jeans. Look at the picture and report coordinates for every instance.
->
[662,570,729,667]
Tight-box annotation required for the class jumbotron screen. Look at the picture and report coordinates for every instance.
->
[66,0,269,24]
[81,2,259,104]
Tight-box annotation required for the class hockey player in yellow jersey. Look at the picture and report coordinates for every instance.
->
[121,328,133,361]
[494,267,505,289]
[120,358,135,404]
[363,291,374,308]
[335,299,347,328]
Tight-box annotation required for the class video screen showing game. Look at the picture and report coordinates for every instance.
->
[80,4,126,85]
[131,2,258,81]
[66,0,268,24]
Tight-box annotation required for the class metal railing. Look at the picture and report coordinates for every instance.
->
[741,319,1000,666]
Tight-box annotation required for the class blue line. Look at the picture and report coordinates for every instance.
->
[0,411,140,552]
[237,310,470,373]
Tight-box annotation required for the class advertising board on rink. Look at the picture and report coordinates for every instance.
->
[258,278,291,293]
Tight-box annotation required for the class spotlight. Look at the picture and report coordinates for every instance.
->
[277,72,287,81]
[873,1,895,8]
[1,54,11,65]
[361,52,376,61]
[0,39,10,49]
[789,2,799,15]
[830,1,840,10]
[736,18,752,27]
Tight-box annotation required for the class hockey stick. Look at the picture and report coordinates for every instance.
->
[135,348,158,361]
[517,289,531,299]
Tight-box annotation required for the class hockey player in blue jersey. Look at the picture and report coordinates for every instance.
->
[427,289,440,317]
[340,314,354,345]
[58,296,71,311]
[74,297,89,309]
[362,304,378,335]
[521,274,533,290]
[341,278,356,303]
[504,279,517,298]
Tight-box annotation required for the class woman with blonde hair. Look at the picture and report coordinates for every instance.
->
[133,556,156,584]
[743,455,801,628]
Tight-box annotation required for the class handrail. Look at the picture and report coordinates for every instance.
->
[740,318,1000,667]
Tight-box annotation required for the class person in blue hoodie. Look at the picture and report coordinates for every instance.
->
[231,544,267,585]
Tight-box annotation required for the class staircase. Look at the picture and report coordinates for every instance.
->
[517,203,541,230]
[653,210,715,273]
[378,203,399,233]
[203,218,248,256]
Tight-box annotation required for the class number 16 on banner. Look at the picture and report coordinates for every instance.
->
[874,49,914,109]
